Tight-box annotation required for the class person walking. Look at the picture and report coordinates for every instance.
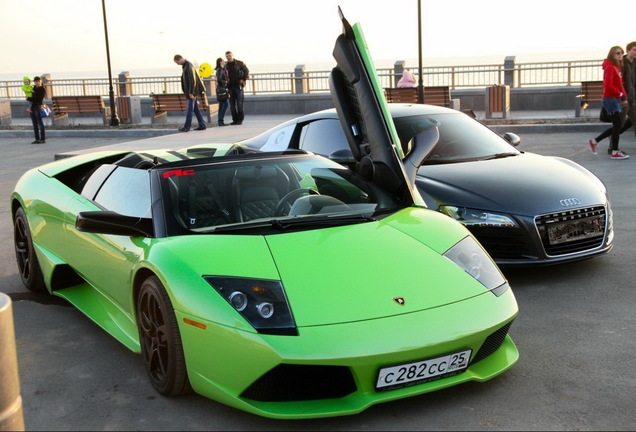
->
[588,46,629,159]
[214,57,229,126]
[173,54,206,132]
[589,42,636,155]
[26,76,46,144]
[225,51,249,125]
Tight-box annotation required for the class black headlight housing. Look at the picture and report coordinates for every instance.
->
[205,276,298,335]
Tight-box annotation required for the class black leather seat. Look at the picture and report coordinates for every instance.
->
[232,165,290,222]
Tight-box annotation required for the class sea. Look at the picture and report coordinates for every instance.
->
[0,50,606,82]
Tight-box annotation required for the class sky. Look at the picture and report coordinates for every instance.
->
[2,0,636,78]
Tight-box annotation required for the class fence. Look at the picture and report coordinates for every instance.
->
[0,59,603,100]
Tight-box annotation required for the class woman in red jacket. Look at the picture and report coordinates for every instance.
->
[590,46,629,159]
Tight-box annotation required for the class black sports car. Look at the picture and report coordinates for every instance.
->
[241,104,613,266]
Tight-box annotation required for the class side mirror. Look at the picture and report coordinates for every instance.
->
[503,132,521,147]
[403,127,440,185]
[76,211,153,237]
[328,148,356,165]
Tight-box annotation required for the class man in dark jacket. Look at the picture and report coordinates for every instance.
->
[174,54,206,131]
[225,51,249,125]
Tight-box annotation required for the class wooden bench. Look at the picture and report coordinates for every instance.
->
[384,86,451,107]
[51,95,106,125]
[151,93,210,124]
[576,80,603,117]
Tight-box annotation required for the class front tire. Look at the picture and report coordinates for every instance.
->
[136,276,190,396]
[13,207,45,292]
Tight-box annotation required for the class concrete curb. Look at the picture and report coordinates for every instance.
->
[0,128,179,139]
[0,122,611,139]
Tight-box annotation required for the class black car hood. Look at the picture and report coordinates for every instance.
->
[417,153,608,215]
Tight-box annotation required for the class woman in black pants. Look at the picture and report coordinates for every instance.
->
[27,76,46,144]
[589,47,629,159]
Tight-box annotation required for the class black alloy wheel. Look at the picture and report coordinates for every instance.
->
[13,207,45,292]
[136,276,190,396]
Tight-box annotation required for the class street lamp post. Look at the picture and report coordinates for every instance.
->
[101,0,120,126]
[417,0,424,104]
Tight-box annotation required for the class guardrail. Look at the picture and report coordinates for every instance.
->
[0,59,603,100]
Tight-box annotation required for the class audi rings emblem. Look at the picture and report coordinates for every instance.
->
[393,296,406,306]
[559,198,580,207]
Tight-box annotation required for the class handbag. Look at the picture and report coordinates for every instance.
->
[40,104,51,117]
[599,106,611,122]
[216,86,228,102]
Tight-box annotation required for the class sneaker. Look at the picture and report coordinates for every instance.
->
[610,150,630,160]
[589,139,597,154]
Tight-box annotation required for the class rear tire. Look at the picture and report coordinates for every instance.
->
[13,207,45,292]
[136,276,190,396]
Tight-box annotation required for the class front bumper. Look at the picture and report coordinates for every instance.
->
[177,288,519,419]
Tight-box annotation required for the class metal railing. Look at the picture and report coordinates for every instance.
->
[0,59,604,100]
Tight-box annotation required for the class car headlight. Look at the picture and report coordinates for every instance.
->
[205,276,297,335]
[440,205,517,228]
[444,236,510,296]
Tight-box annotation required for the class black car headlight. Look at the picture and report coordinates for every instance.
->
[205,276,297,335]
[440,205,517,228]
[444,236,509,296]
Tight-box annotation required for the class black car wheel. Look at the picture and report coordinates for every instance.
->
[13,207,45,292]
[137,276,190,396]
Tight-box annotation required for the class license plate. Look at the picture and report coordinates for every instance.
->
[375,349,472,391]
[547,216,604,245]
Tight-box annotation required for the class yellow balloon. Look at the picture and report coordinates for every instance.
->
[199,63,212,78]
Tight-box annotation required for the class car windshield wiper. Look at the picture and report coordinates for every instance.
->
[271,213,377,230]
[206,213,377,234]
[482,152,519,160]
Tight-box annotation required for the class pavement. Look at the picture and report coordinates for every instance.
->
[1,111,636,430]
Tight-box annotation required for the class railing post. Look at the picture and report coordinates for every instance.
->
[294,65,307,94]
[41,73,52,99]
[393,60,406,87]
[118,71,132,97]
[504,56,516,88]
[0,293,25,431]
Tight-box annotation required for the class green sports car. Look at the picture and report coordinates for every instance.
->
[10,11,519,419]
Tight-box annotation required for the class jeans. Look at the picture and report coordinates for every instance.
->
[183,96,206,130]
[218,99,228,124]
[228,86,245,123]
[29,105,45,141]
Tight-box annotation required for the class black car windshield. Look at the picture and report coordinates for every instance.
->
[394,112,521,164]
[158,154,402,235]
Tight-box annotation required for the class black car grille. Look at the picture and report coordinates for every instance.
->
[240,364,356,402]
[467,226,536,260]
[470,321,512,365]
[535,206,606,256]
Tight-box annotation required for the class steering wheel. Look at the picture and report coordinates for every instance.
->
[274,188,319,216]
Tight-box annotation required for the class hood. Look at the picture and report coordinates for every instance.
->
[417,153,608,215]
[265,213,487,327]
[602,58,618,71]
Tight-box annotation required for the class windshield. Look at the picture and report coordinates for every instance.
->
[394,112,521,164]
[158,154,402,235]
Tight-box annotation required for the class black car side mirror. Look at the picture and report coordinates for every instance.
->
[76,211,154,237]
[403,127,440,185]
